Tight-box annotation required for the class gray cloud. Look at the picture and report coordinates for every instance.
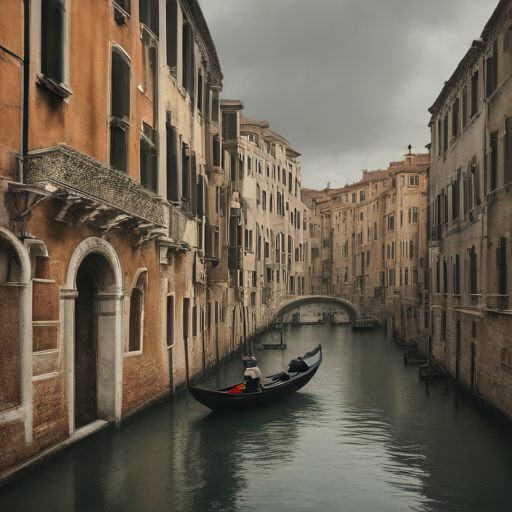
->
[198,0,498,188]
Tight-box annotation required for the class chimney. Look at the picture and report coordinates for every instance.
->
[405,145,414,166]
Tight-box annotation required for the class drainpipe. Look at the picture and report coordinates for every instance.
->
[21,0,31,183]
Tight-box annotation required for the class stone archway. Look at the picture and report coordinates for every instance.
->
[0,228,33,443]
[62,238,123,434]
[274,295,359,323]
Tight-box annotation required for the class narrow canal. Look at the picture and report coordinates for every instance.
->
[2,324,512,512]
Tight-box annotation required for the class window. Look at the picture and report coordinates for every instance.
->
[462,86,468,129]
[452,173,460,221]
[140,131,157,192]
[490,131,498,192]
[485,41,498,98]
[166,0,178,69]
[452,98,460,138]
[166,118,178,201]
[141,27,157,105]
[454,255,461,294]
[129,289,143,351]
[409,175,419,187]
[262,190,267,211]
[181,144,191,208]
[352,193,356,203]
[110,46,131,173]
[360,190,365,201]
[469,246,478,295]
[128,271,147,352]
[183,298,190,340]
[244,229,253,252]
[498,237,507,295]
[182,19,195,105]
[409,240,414,259]
[443,112,448,152]
[140,0,159,35]
[166,295,174,347]
[471,71,479,117]
[437,119,442,156]
[40,0,69,94]
[192,306,197,337]
[197,70,203,113]
[387,214,395,231]
[388,269,396,286]
[211,92,219,123]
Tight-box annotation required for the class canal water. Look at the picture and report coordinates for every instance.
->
[2,324,512,512]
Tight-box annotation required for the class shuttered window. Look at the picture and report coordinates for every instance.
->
[139,0,159,36]
[110,47,131,173]
[41,0,65,83]
[166,0,178,68]
[166,123,179,201]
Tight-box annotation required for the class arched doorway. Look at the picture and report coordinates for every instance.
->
[75,268,98,428]
[63,238,123,433]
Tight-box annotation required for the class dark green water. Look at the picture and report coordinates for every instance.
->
[2,325,512,512]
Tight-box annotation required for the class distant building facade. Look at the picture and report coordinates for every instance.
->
[219,104,309,335]
[427,0,512,417]
[303,151,429,349]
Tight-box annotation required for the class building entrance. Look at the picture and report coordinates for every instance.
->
[75,269,98,428]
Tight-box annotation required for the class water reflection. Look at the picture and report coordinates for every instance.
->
[2,325,512,512]
[192,393,318,511]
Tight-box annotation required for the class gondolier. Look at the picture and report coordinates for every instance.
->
[243,356,264,392]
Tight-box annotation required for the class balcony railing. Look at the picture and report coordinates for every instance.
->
[25,144,166,226]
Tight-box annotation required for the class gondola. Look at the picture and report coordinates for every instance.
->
[189,345,322,411]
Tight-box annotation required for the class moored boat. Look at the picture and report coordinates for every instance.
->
[189,345,322,411]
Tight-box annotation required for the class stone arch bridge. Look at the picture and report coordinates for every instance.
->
[273,295,360,323]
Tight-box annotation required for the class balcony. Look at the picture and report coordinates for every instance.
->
[169,206,186,242]
[25,144,166,226]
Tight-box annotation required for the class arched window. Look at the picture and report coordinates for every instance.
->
[128,271,147,352]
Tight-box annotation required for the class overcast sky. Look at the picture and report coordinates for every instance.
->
[198,0,498,189]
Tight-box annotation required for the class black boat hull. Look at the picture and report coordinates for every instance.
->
[189,345,322,411]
